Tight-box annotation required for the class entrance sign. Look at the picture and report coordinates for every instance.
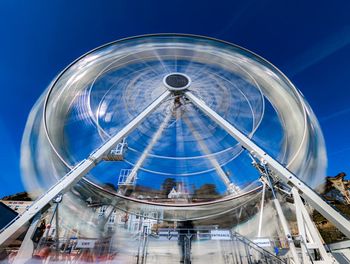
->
[211,230,231,240]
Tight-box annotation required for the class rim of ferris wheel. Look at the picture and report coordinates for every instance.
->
[3,34,345,251]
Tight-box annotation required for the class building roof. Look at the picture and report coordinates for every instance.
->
[0,202,18,230]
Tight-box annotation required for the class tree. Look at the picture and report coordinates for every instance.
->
[161,178,176,197]
[194,184,219,198]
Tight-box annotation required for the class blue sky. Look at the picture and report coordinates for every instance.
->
[0,0,349,197]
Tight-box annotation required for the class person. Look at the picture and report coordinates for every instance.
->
[32,220,46,243]
[178,220,195,263]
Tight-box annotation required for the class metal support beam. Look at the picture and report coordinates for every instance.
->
[257,182,266,238]
[273,198,300,263]
[182,114,237,191]
[262,164,300,264]
[54,200,60,260]
[13,214,41,264]
[292,187,333,263]
[124,106,173,186]
[294,190,310,263]
[0,90,171,247]
[185,91,350,238]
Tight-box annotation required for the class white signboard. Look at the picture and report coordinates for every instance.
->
[76,239,96,249]
[253,238,271,248]
[210,230,231,240]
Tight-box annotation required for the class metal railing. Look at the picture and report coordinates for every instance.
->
[16,226,288,263]
[231,230,287,263]
[146,228,287,264]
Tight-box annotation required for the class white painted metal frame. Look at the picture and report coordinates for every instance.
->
[185,91,350,240]
[292,187,333,263]
[257,182,266,238]
[13,214,41,264]
[262,163,300,263]
[1,86,350,264]
[0,90,171,246]
[123,107,173,186]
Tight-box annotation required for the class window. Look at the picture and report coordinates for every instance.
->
[109,215,115,224]
[98,206,107,216]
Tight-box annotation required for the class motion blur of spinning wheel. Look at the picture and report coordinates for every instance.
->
[21,34,326,222]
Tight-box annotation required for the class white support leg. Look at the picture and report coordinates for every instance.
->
[0,91,171,247]
[13,214,41,264]
[264,165,300,264]
[257,182,266,238]
[273,197,300,264]
[124,106,173,186]
[292,188,334,263]
[182,114,237,192]
[185,91,350,239]
[294,189,310,263]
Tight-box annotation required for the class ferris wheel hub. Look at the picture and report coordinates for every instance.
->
[163,72,191,92]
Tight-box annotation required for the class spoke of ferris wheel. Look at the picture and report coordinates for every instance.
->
[184,90,350,238]
[0,90,171,247]
[123,103,174,186]
[182,113,239,193]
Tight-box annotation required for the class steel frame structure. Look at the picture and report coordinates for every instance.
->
[0,90,171,246]
[185,91,350,237]
[0,87,349,263]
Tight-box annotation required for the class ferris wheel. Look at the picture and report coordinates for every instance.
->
[1,34,349,263]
